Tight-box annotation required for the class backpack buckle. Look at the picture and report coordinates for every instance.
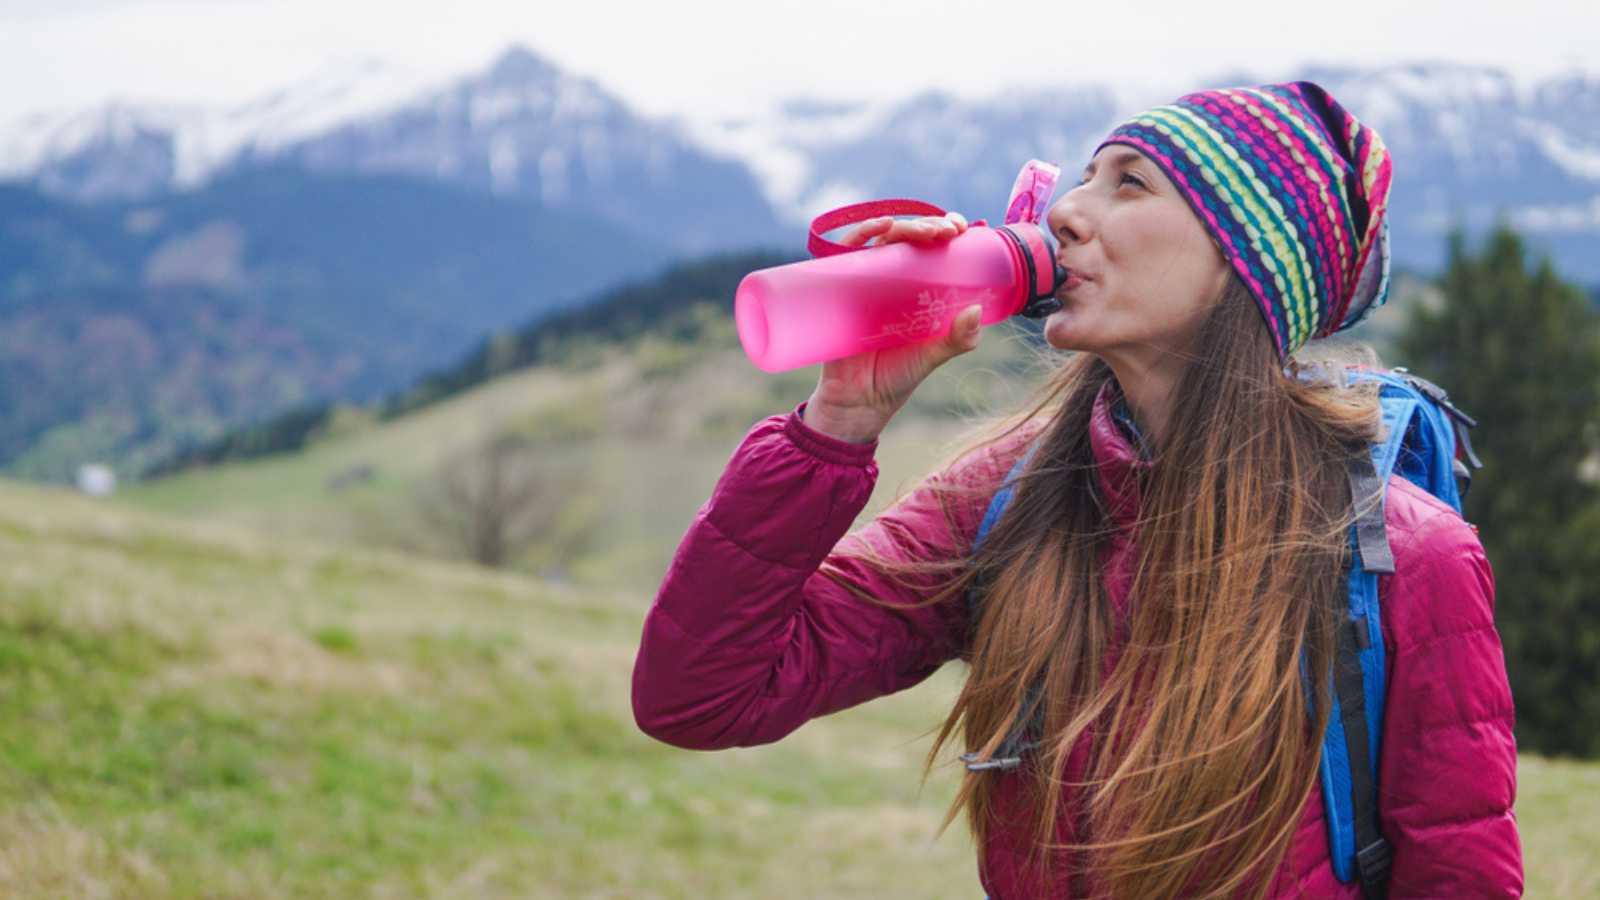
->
[960,751,1023,772]
[1393,370,1479,429]
[960,735,1041,773]
[1356,837,1394,898]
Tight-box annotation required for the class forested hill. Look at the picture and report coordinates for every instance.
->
[145,250,797,476]
[0,168,675,482]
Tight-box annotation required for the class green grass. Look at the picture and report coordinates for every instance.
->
[0,479,981,898]
[3,472,1595,897]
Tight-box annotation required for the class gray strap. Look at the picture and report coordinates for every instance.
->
[961,678,1045,772]
[1348,452,1395,575]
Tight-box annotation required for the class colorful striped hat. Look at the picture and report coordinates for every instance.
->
[1095,81,1393,359]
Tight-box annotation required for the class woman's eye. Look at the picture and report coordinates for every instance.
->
[1076,173,1144,188]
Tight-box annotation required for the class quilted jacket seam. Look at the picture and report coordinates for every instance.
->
[1392,805,1516,834]
[659,524,942,692]
[1393,621,1497,656]
[1384,505,1458,576]
[1385,706,1515,739]
[647,607,934,705]
[701,511,814,573]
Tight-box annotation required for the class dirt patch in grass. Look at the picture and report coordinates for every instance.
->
[161,623,411,696]
[0,805,169,898]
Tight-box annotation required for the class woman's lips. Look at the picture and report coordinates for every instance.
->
[1060,272,1088,291]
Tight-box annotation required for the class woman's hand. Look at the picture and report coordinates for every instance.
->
[802,211,981,444]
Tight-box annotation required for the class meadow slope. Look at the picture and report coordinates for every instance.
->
[3,459,1596,897]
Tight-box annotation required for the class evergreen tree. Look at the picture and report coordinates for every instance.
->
[1397,223,1600,757]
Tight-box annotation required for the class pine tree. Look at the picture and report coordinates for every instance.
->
[1397,223,1600,757]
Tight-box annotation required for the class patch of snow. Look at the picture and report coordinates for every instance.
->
[182,57,440,183]
[0,102,184,178]
[488,133,520,193]
[470,87,545,131]
[539,146,567,205]
[1516,117,1600,181]
[672,96,895,224]
[551,77,610,123]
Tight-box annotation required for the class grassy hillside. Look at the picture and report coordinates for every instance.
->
[119,301,1053,592]
[1,477,982,897]
[2,479,1596,897]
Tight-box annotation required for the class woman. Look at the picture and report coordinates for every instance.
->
[632,81,1523,898]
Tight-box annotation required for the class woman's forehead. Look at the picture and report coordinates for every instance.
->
[1082,146,1152,178]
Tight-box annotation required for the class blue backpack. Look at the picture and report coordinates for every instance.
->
[959,367,1481,900]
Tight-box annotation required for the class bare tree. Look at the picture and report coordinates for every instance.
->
[415,429,568,567]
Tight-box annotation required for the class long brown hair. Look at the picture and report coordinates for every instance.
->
[819,273,1383,898]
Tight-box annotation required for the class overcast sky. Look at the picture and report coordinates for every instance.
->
[2,0,1596,121]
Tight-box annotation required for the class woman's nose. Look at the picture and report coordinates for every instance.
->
[1046,189,1091,247]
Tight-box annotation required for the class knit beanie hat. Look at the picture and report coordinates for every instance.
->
[1094,80,1393,359]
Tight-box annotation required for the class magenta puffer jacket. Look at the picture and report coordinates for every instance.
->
[632,384,1523,898]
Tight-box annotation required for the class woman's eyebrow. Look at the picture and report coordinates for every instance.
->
[1081,150,1147,179]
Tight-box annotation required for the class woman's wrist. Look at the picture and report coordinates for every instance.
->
[801,396,888,444]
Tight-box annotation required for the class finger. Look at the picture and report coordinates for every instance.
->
[841,217,893,247]
[904,219,948,242]
[928,216,961,239]
[875,220,927,245]
[946,211,968,232]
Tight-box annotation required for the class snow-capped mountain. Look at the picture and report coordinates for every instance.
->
[0,57,442,200]
[229,48,783,253]
[0,48,786,255]
[682,61,1600,281]
[3,50,1598,279]
[596,61,1597,283]
[674,80,1176,227]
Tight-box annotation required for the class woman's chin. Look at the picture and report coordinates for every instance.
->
[1043,311,1090,351]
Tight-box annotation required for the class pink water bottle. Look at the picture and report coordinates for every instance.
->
[735,161,1067,373]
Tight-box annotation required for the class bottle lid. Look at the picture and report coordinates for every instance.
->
[1002,159,1066,317]
[1003,159,1061,226]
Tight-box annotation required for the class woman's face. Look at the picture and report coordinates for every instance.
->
[1042,145,1231,360]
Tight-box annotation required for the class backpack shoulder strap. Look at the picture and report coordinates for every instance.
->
[966,440,1039,618]
[959,440,1043,772]
[975,443,1037,546]
[1319,432,1403,898]
[1321,365,1487,898]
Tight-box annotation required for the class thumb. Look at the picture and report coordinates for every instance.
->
[934,304,984,363]
[956,304,984,351]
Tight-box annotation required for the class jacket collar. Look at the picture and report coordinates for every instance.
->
[1089,380,1152,526]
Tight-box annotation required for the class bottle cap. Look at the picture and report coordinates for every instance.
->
[1003,160,1066,317]
[994,222,1063,318]
[1003,159,1061,226]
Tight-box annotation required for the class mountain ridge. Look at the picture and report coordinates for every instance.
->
[0,167,674,480]
[7,51,1599,274]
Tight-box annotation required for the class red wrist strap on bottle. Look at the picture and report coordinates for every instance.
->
[806,199,948,258]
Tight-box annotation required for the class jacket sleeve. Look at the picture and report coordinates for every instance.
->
[631,401,1013,751]
[1377,508,1524,898]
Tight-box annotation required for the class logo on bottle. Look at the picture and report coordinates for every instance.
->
[859,287,991,348]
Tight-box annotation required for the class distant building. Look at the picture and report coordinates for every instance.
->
[76,464,117,497]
